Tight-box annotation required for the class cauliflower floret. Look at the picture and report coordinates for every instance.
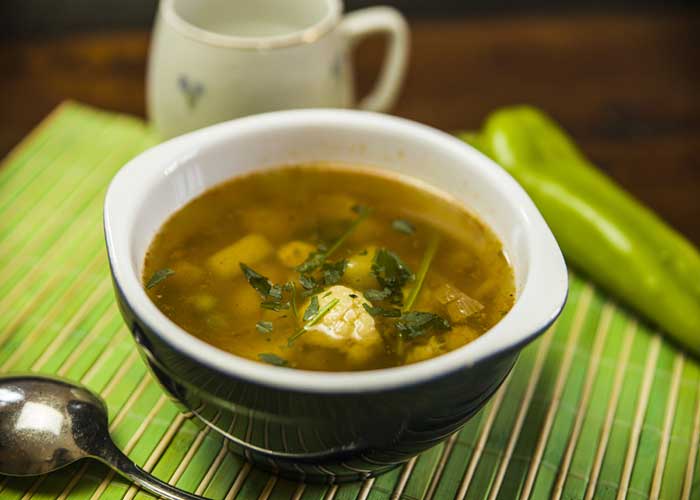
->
[299,285,383,364]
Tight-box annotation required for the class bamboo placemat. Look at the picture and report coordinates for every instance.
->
[0,102,698,500]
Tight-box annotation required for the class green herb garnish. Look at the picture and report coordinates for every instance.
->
[288,298,340,346]
[240,263,272,297]
[256,321,273,334]
[299,274,317,290]
[325,207,372,258]
[363,288,393,302]
[352,204,370,215]
[285,281,298,320]
[296,206,373,275]
[322,259,347,286]
[296,251,327,274]
[260,301,290,311]
[146,268,175,289]
[303,296,319,321]
[371,248,414,304]
[395,311,450,339]
[392,219,416,235]
[258,353,288,366]
[241,263,294,311]
[372,249,414,289]
[362,303,402,318]
[403,233,440,311]
[268,284,283,301]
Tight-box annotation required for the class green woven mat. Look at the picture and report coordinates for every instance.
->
[0,102,698,500]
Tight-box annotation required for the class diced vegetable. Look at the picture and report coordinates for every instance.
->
[343,247,378,289]
[444,325,479,350]
[405,337,445,364]
[191,294,217,312]
[277,240,316,268]
[446,298,483,323]
[435,283,484,323]
[207,234,273,278]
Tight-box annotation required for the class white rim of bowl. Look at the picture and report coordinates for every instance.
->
[162,0,342,50]
[104,109,568,394]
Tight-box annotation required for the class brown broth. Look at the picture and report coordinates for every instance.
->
[143,164,515,371]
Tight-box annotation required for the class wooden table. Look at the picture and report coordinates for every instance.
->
[2,11,699,243]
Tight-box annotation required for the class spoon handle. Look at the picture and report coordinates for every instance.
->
[93,439,209,500]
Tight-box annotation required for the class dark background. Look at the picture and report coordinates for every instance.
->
[1,1,699,243]
[1,0,697,38]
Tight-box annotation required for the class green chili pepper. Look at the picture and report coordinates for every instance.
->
[460,106,700,354]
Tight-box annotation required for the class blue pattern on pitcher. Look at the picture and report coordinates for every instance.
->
[178,75,205,110]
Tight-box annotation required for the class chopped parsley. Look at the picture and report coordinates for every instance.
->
[363,288,393,302]
[240,263,292,311]
[285,281,298,320]
[256,321,273,334]
[403,233,440,311]
[268,284,283,301]
[295,205,372,274]
[288,298,340,346]
[395,311,450,339]
[303,296,319,321]
[240,263,272,297]
[371,248,414,304]
[352,204,371,215]
[322,259,347,286]
[296,250,326,274]
[146,268,175,289]
[258,353,288,367]
[392,219,416,235]
[362,303,402,318]
[260,301,290,311]
[299,274,317,290]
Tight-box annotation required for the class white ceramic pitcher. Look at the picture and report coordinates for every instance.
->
[147,0,410,138]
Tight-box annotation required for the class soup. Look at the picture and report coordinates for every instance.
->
[143,164,515,371]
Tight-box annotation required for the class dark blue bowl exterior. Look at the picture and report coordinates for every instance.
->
[113,277,518,483]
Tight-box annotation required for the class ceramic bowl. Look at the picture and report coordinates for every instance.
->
[104,109,568,483]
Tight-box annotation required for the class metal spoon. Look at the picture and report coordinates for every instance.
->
[0,374,208,500]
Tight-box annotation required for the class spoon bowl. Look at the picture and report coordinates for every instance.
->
[0,374,206,500]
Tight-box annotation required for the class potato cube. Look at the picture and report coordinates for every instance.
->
[444,325,479,350]
[207,234,273,278]
[277,240,315,268]
[405,337,445,364]
[343,246,378,289]
[190,294,217,312]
